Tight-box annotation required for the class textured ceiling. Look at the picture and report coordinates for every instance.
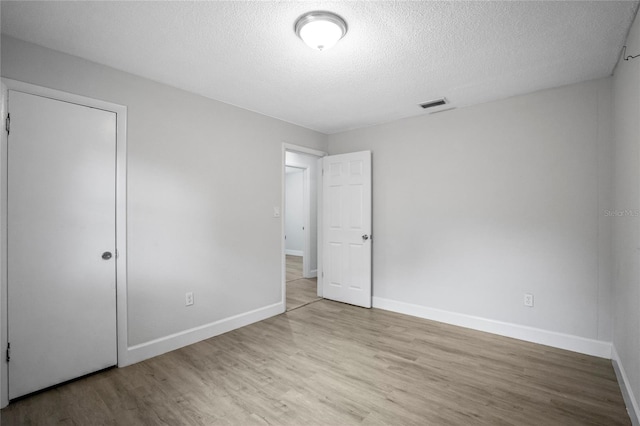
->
[2,1,638,134]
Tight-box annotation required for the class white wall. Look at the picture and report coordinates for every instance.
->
[285,151,320,273]
[328,78,613,350]
[612,7,640,423]
[285,168,304,254]
[1,36,327,357]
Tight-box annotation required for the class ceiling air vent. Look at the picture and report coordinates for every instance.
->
[419,98,447,109]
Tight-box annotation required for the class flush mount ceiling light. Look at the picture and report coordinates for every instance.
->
[295,11,348,51]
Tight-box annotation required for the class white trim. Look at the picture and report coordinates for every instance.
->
[282,143,326,158]
[122,302,283,367]
[372,297,612,359]
[316,157,323,298]
[0,82,7,409]
[612,345,640,425]
[281,143,327,309]
[285,249,304,256]
[309,269,318,278]
[0,79,128,407]
[280,146,287,313]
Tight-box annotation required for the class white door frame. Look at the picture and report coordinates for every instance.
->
[0,79,128,407]
[281,143,326,309]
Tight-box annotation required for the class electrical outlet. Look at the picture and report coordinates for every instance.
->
[185,292,194,306]
[524,293,534,307]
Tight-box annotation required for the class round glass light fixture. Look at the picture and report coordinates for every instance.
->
[295,11,348,51]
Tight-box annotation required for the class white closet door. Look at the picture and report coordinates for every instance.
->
[8,90,117,399]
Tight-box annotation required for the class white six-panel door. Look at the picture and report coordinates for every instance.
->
[7,90,117,399]
[322,151,372,308]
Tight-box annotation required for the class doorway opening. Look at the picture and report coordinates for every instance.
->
[282,145,325,311]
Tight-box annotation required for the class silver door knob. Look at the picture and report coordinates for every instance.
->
[362,235,369,241]
[102,251,112,260]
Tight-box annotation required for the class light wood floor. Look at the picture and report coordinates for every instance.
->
[1,300,630,425]
[285,254,304,282]
[286,255,320,311]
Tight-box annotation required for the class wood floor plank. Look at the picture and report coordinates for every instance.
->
[285,255,320,311]
[1,299,631,425]
[285,255,303,282]
[286,278,320,311]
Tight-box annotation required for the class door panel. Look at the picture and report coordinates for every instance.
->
[7,90,117,399]
[322,151,372,308]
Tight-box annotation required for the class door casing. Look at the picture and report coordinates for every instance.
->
[0,79,128,408]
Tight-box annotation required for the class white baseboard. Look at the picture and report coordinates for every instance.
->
[120,302,283,367]
[372,297,612,359]
[285,249,303,256]
[309,269,318,278]
[612,345,640,426]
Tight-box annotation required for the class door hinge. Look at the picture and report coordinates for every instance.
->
[5,113,10,135]
[322,169,324,176]
[6,342,10,363]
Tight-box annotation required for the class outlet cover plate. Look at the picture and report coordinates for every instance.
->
[524,293,534,307]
